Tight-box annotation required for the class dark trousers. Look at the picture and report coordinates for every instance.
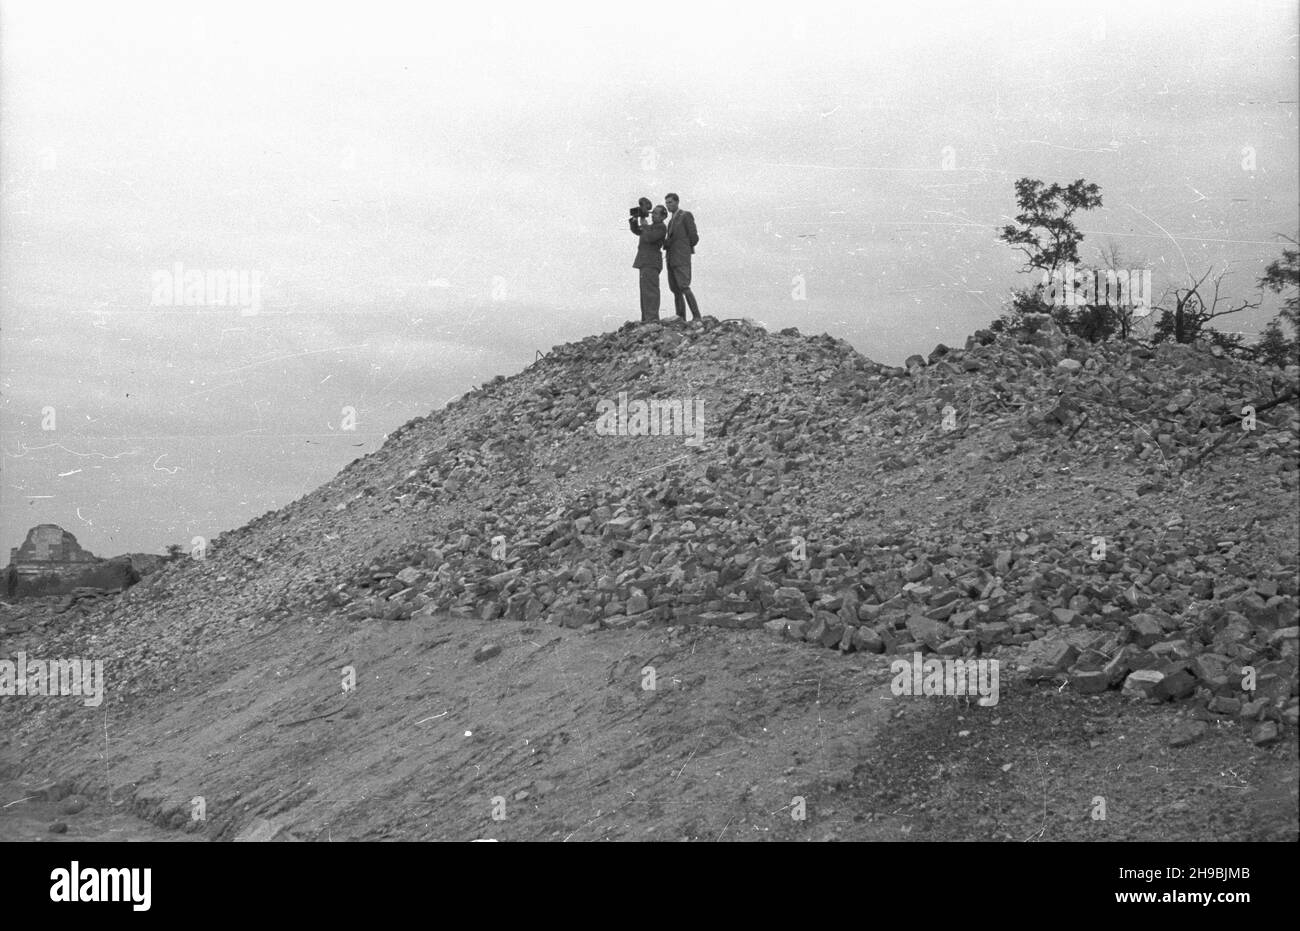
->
[667,263,701,320]
[638,267,661,322]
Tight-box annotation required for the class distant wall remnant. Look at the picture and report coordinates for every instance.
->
[4,524,126,599]
[9,524,100,575]
[8,524,100,578]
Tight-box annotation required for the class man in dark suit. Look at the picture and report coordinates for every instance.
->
[631,204,668,322]
[663,192,701,321]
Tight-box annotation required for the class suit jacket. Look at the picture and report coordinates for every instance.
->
[632,220,666,270]
[663,209,698,266]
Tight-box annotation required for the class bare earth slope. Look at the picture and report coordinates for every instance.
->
[2,315,1297,841]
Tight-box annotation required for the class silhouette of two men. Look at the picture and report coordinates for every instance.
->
[630,192,701,323]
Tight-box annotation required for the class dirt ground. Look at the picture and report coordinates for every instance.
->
[2,612,1294,842]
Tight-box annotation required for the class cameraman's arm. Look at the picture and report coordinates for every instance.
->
[629,216,643,235]
[686,212,699,248]
[641,223,665,247]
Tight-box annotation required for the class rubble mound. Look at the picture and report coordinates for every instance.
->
[7,316,1300,730]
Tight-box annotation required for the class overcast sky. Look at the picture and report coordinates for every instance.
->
[2,0,1297,557]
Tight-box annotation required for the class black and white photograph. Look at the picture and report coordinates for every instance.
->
[0,0,1296,906]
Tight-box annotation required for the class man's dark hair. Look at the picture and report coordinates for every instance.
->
[665,192,679,201]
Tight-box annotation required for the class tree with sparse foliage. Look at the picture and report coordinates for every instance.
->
[1152,267,1259,348]
[1254,318,1300,368]
[999,178,1104,277]
[165,543,186,562]
[1255,235,1300,368]
[994,178,1111,341]
[1260,235,1299,328]
[1094,239,1146,341]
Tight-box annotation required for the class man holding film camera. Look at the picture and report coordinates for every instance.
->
[629,197,667,323]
